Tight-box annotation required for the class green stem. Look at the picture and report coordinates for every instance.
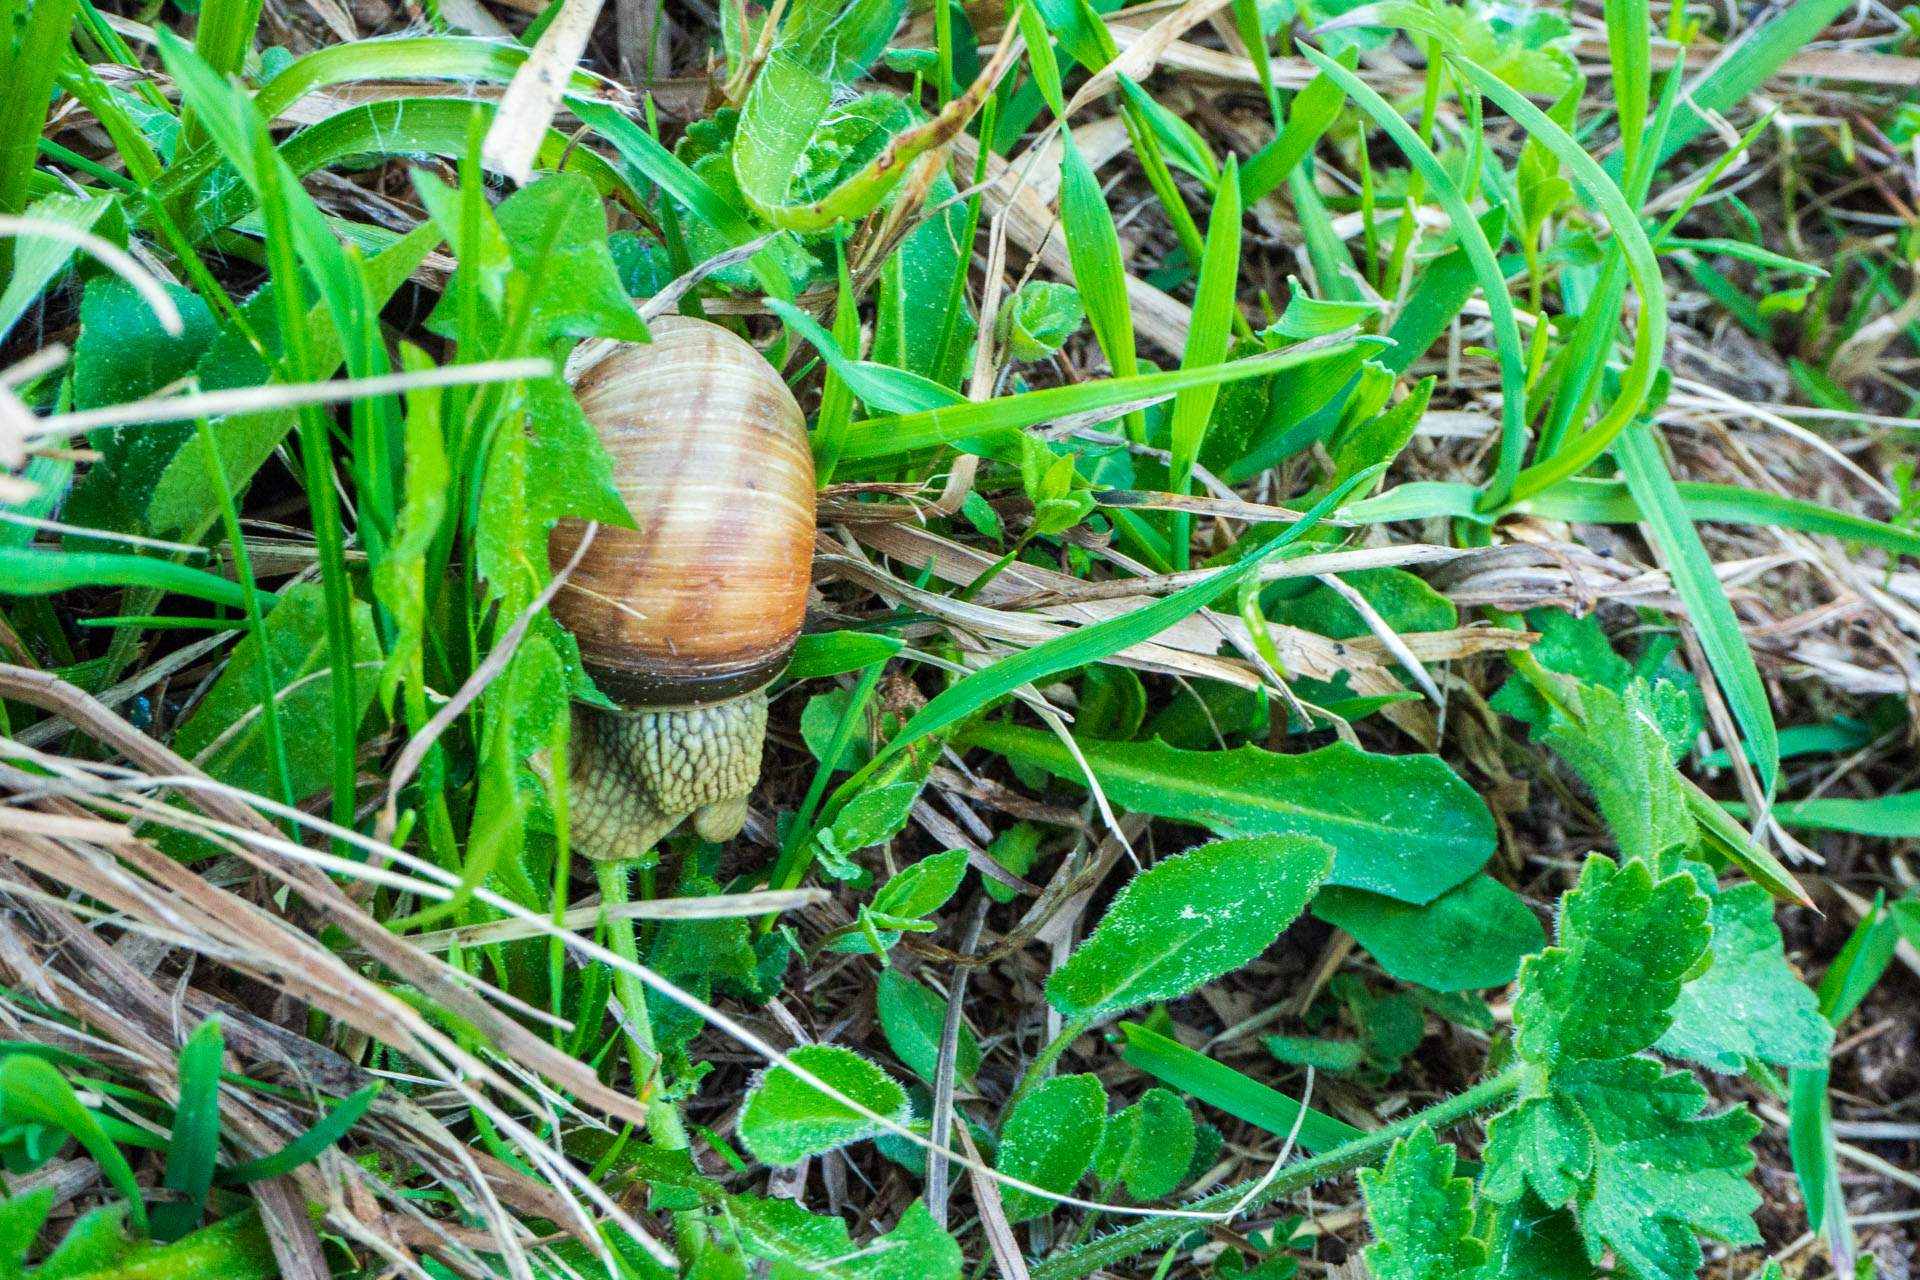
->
[1003,1014,1096,1120]
[1027,1066,1524,1280]
[594,859,688,1147]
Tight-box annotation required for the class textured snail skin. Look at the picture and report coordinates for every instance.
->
[548,317,814,863]
[564,696,767,865]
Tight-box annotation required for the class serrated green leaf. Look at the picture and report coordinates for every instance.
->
[959,722,1493,903]
[491,173,649,344]
[738,1045,908,1166]
[1657,871,1831,1073]
[1539,680,1698,873]
[1358,1125,1486,1280]
[1482,1090,1593,1208]
[997,1074,1107,1221]
[1513,855,1711,1066]
[1558,1057,1762,1279]
[1048,835,1332,1020]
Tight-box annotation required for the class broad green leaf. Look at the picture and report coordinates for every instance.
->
[1118,1023,1363,1154]
[1048,835,1331,1019]
[1657,871,1831,1073]
[490,173,649,344]
[1482,1090,1593,1208]
[738,1045,909,1166]
[1538,680,1697,873]
[870,849,969,921]
[959,723,1493,903]
[1358,1126,1485,1280]
[63,276,219,540]
[1512,855,1711,1067]
[16,1203,278,1280]
[875,970,981,1088]
[1557,1057,1762,1279]
[996,1074,1107,1221]
[1093,1088,1194,1202]
[1313,874,1545,992]
[721,1194,960,1280]
[172,582,378,803]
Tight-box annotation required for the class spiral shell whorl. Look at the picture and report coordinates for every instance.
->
[549,316,815,709]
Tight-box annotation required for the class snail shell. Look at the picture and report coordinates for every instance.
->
[549,315,816,708]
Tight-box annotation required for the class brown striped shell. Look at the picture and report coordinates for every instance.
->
[549,316,815,708]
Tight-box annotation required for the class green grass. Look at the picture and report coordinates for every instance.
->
[3,0,1917,1275]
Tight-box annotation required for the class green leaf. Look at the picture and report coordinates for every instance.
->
[1482,1091,1593,1209]
[0,1055,148,1236]
[720,1193,960,1279]
[1557,1057,1761,1279]
[0,193,118,344]
[1512,855,1711,1067]
[870,849,969,920]
[1048,835,1330,1020]
[1657,871,1832,1073]
[491,172,649,344]
[1093,1088,1195,1202]
[153,1019,223,1242]
[787,632,904,680]
[814,780,923,880]
[958,723,1493,904]
[875,970,980,1088]
[1312,874,1545,992]
[1358,1125,1486,1280]
[1267,278,1380,340]
[1118,1023,1364,1154]
[996,281,1086,362]
[19,1203,278,1280]
[1538,680,1698,872]
[171,581,379,803]
[996,1074,1107,1222]
[737,1045,909,1166]
[1612,426,1777,795]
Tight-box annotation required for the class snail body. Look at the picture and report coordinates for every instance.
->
[548,316,815,862]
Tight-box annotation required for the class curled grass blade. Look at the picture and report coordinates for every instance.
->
[1443,53,1667,511]
[1298,45,1526,507]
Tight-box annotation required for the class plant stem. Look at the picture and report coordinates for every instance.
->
[1026,1065,1524,1280]
[593,859,687,1147]
[1003,1014,1096,1119]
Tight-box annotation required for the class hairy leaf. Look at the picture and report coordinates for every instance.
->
[738,1046,908,1166]
[1048,835,1331,1019]
[1358,1125,1486,1280]
[1512,855,1711,1066]
[997,1074,1107,1222]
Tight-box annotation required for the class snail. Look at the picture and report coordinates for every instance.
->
[547,316,816,864]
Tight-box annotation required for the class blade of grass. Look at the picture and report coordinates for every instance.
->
[153,1018,224,1242]
[1613,424,1777,798]
[1119,1023,1362,1153]
[1167,154,1242,569]
[1299,45,1526,504]
[1445,54,1667,510]
[0,0,81,282]
[839,339,1376,461]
